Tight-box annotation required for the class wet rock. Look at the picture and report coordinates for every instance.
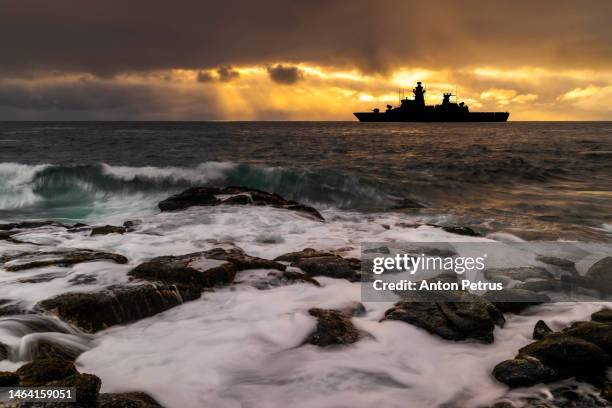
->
[585,257,612,293]
[90,225,127,236]
[0,371,20,387]
[382,292,504,343]
[123,220,142,231]
[19,272,67,284]
[515,278,564,293]
[237,270,320,289]
[274,248,335,263]
[536,255,577,272]
[306,308,362,347]
[482,289,550,314]
[129,248,284,290]
[592,308,612,324]
[362,246,390,255]
[0,300,24,316]
[158,186,324,220]
[390,197,426,209]
[440,225,482,237]
[561,321,612,355]
[0,230,25,244]
[37,283,194,333]
[97,392,164,408]
[45,373,101,403]
[492,356,556,388]
[0,342,8,360]
[518,333,609,376]
[533,320,553,340]
[2,249,128,272]
[16,357,77,386]
[28,339,83,362]
[292,256,359,282]
[68,274,97,285]
[268,270,320,287]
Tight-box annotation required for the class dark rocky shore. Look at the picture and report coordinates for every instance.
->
[1,186,612,407]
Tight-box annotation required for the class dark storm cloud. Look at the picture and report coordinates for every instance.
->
[267,65,303,85]
[0,0,611,77]
[0,80,222,120]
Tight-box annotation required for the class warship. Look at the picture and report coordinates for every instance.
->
[354,82,509,122]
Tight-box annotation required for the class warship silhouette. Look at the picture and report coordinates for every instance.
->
[354,82,509,122]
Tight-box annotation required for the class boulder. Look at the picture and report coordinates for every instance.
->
[16,357,77,386]
[2,249,128,272]
[533,320,553,340]
[90,225,127,236]
[306,308,362,347]
[592,308,612,324]
[129,248,285,290]
[292,256,359,282]
[46,373,101,403]
[97,392,164,408]
[158,186,324,220]
[0,371,19,387]
[585,257,612,293]
[536,255,577,272]
[274,248,336,263]
[37,283,195,333]
[482,289,550,314]
[382,292,504,343]
[492,357,556,388]
[561,321,612,355]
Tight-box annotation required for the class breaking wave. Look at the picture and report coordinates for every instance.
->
[0,162,395,221]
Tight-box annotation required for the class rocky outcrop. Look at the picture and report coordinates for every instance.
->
[36,283,194,333]
[533,320,553,340]
[381,292,504,343]
[493,318,612,388]
[276,249,360,282]
[3,356,161,407]
[16,357,78,386]
[592,308,612,324]
[0,221,67,231]
[2,249,128,272]
[90,225,127,236]
[305,308,364,347]
[129,248,285,291]
[482,288,550,314]
[158,186,324,220]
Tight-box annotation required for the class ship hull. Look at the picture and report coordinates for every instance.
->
[353,111,509,122]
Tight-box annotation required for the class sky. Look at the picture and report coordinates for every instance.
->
[1,0,612,120]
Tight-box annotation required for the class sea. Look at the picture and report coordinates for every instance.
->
[0,121,611,407]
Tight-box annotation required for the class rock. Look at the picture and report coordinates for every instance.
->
[97,392,163,408]
[158,186,324,220]
[536,255,577,271]
[28,338,83,362]
[43,373,101,403]
[292,256,359,281]
[129,248,284,290]
[266,270,320,287]
[0,300,24,316]
[382,292,504,343]
[90,225,127,236]
[492,356,556,388]
[2,249,128,272]
[274,248,336,262]
[482,289,550,314]
[37,283,195,333]
[585,257,612,293]
[533,320,553,340]
[592,308,612,324]
[390,197,426,209]
[16,357,77,386]
[123,220,142,231]
[561,321,612,355]
[0,371,19,387]
[0,341,8,360]
[515,278,564,293]
[440,226,482,237]
[362,246,390,255]
[306,308,362,347]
